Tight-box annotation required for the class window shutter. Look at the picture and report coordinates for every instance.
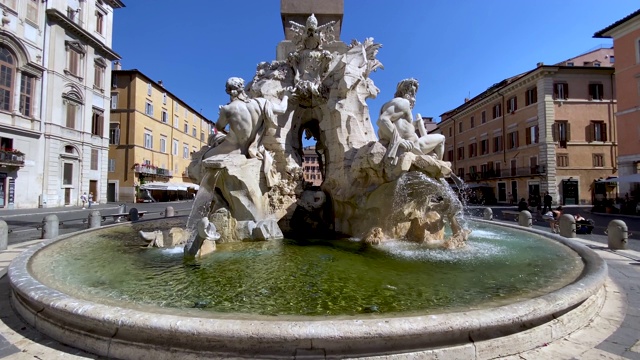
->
[553,85,558,99]
[564,84,569,99]
[552,123,558,142]
[514,97,518,111]
[566,123,571,141]
[525,128,531,144]
[586,123,592,142]
[115,128,120,144]
[98,114,104,137]
[534,125,539,143]
[602,123,607,142]
[515,131,519,147]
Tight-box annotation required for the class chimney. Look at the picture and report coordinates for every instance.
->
[113,61,121,70]
[158,80,163,87]
[536,62,544,67]
[464,98,469,103]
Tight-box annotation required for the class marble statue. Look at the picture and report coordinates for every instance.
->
[142,14,468,258]
[377,79,446,165]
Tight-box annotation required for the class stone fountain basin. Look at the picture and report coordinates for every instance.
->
[8,219,607,360]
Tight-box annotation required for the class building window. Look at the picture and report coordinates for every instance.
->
[492,103,502,119]
[161,110,168,123]
[65,41,85,78]
[25,0,39,23]
[507,96,517,113]
[0,46,15,112]
[588,83,604,100]
[184,122,188,133]
[557,154,568,167]
[468,142,477,157]
[446,149,454,161]
[609,55,615,64]
[147,83,152,96]
[90,149,99,170]
[160,136,167,153]
[91,109,104,137]
[183,143,189,159]
[470,116,475,128]
[593,153,604,167]
[172,139,178,155]
[19,73,35,117]
[590,121,607,142]
[480,139,489,155]
[65,102,78,129]
[457,146,464,160]
[553,120,569,148]
[457,168,464,178]
[553,83,568,100]
[162,92,167,104]
[95,10,104,34]
[525,125,539,145]
[109,123,120,145]
[458,121,463,133]
[108,158,115,172]
[529,156,538,173]
[192,126,196,137]
[144,131,153,149]
[173,114,179,128]
[449,127,452,136]
[567,62,574,66]
[111,92,118,109]
[145,101,153,116]
[63,163,73,185]
[507,131,519,149]
[525,87,537,106]
[200,131,205,141]
[1,0,17,11]
[494,161,501,176]
[493,136,503,153]
[481,111,486,124]
[93,59,106,90]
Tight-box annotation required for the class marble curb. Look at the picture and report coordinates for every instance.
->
[8,219,608,359]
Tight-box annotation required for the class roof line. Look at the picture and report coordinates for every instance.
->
[114,69,213,123]
[594,9,640,38]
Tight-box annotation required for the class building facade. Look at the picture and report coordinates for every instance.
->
[438,48,617,206]
[108,69,213,202]
[595,10,640,198]
[0,0,122,208]
[302,145,322,186]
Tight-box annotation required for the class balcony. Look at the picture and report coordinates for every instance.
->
[0,149,25,167]
[466,165,546,181]
[133,164,173,178]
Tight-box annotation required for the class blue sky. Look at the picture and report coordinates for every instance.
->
[113,1,637,126]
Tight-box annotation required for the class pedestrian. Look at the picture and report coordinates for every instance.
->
[517,198,529,212]
[542,191,552,213]
[508,192,514,204]
[545,206,563,233]
[80,192,87,209]
[88,192,94,208]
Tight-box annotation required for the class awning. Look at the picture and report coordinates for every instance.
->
[140,182,200,191]
[599,174,640,183]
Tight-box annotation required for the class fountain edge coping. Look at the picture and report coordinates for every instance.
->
[7,219,608,358]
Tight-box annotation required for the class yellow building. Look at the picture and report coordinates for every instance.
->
[108,67,213,202]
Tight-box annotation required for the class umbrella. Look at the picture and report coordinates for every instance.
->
[600,173,640,183]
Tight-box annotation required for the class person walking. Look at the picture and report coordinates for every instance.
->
[88,192,94,208]
[542,191,552,213]
[80,192,88,209]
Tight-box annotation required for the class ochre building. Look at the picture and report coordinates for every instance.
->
[108,68,213,202]
[437,48,617,206]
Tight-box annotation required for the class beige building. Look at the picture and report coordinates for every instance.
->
[108,68,213,202]
[438,48,617,206]
[302,145,322,186]
[595,10,640,199]
[0,0,123,208]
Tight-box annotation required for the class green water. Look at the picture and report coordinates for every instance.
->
[30,223,583,317]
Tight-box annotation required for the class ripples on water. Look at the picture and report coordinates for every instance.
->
[31,223,583,317]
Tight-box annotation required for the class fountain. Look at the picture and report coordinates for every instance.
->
[8,6,607,360]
